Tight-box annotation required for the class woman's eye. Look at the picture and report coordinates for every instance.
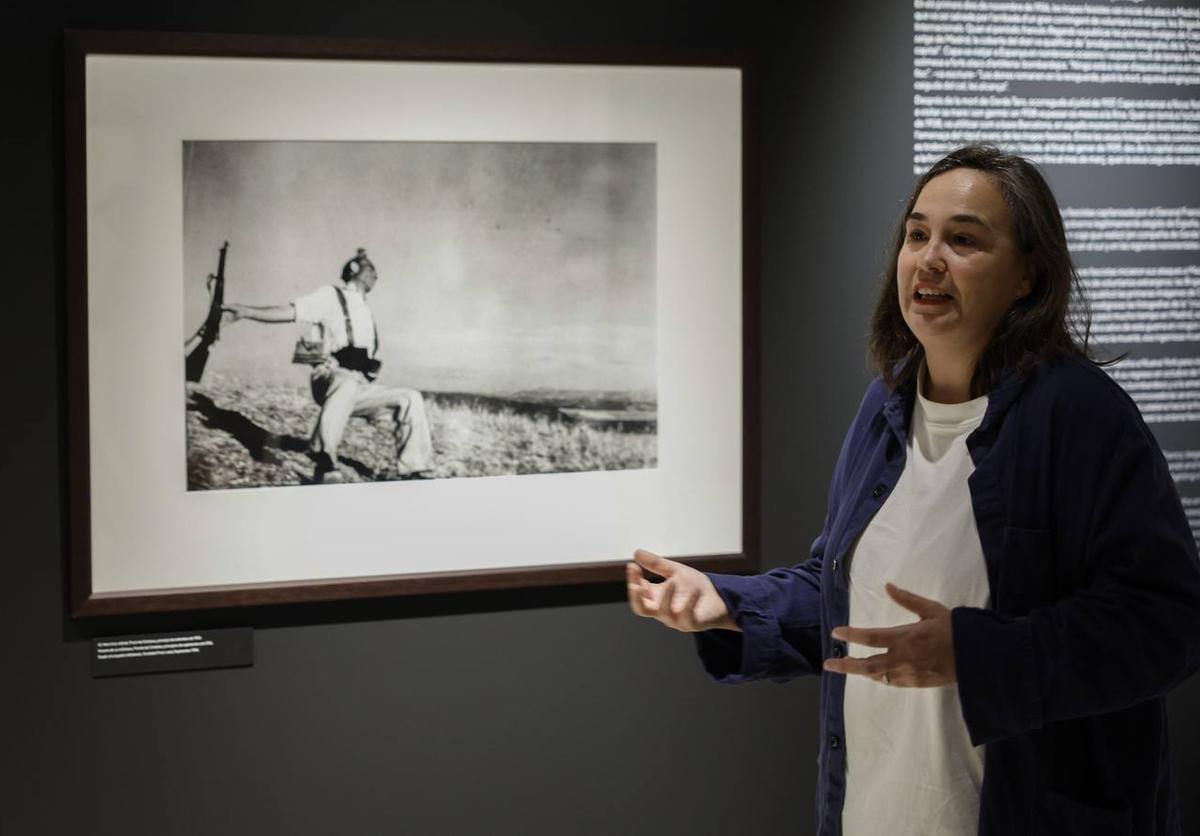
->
[906,229,926,242]
[952,234,975,246]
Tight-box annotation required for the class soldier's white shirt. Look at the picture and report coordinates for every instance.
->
[292,283,377,355]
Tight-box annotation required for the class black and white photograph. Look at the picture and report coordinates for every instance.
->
[68,41,743,611]
[183,140,658,490]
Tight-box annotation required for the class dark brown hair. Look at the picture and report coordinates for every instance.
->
[868,144,1110,397]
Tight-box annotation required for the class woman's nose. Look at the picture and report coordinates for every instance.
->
[917,238,947,273]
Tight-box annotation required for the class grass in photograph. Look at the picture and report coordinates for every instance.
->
[185,371,656,490]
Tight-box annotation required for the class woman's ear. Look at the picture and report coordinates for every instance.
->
[1015,262,1033,301]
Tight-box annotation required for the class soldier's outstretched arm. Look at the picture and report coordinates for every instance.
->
[222,303,296,324]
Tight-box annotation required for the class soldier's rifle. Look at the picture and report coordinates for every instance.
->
[184,241,229,383]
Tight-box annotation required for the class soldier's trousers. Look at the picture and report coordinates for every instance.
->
[309,366,433,476]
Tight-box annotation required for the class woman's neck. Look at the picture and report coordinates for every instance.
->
[922,348,978,404]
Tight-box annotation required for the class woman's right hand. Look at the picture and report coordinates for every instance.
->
[626,549,740,633]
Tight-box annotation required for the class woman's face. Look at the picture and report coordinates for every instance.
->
[897,168,1031,357]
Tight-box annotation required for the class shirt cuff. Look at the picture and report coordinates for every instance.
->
[693,573,783,683]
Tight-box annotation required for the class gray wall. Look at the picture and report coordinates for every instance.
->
[4,2,1199,834]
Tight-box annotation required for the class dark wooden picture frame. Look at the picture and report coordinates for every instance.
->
[64,29,759,618]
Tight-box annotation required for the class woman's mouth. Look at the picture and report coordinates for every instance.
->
[913,288,953,306]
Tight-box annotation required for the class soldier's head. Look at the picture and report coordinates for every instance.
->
[342,248,378,293]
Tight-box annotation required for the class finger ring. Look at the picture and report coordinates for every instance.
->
[882,673,891,685]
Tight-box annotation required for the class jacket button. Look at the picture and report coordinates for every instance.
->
[830,734,841,750]
[871,483,886,498]
[831,557,839,572]
[831,646,843,658]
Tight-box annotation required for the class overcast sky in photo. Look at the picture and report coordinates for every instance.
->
[183,140,656,395]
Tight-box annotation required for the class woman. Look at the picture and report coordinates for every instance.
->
[627,145,1200,835]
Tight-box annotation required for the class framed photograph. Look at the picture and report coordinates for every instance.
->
[65,30,757,616]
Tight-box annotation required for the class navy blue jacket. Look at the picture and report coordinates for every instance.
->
[696,353,1200,835]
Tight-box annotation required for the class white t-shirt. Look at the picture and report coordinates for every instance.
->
[291,284,377,356]
[841,367,991,836]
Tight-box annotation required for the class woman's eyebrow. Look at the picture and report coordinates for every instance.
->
[907,210,993,231]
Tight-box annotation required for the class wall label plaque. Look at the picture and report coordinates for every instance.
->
[91,628,253,678]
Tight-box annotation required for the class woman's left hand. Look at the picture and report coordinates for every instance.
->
[822,582,957,687]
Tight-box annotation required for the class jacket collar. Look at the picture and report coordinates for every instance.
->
[880,355,1030,444]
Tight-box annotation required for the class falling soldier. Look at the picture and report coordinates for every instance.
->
[222,248,434,484]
